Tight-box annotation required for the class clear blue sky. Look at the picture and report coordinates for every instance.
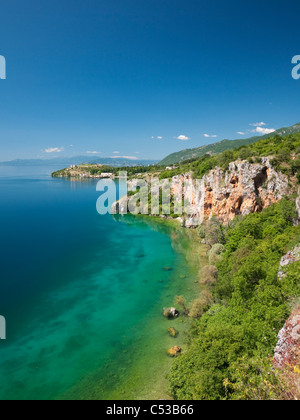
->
[0,0,300,161]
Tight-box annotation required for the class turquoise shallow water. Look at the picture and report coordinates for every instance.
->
[0,166,206,400]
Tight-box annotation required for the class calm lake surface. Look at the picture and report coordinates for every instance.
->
[0,164,206,400]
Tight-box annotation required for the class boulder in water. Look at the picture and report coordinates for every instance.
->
[163,307,179,319]
[168,327,178,337]
[167,346,181,357]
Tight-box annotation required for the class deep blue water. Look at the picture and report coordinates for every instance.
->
[0,165,201,400]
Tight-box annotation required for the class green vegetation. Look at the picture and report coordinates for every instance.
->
[159,133,300,182]
[52,164,164,178]
[174,295,189,316]
[51,129,300,400]
[189,290,214,320]
[168,197,300,400]
[199,265,219,286]
[168,328,178,337]
[116,133,300,400]
[53,131,300,187]
[159,123,300,166]
[208,243,226,265]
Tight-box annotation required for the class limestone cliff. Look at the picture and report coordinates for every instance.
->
[174,157,291,227]
[114,156,297,227]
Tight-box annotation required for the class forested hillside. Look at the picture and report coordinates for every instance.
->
[159,132,300,182]
[169,198,300,400]
[163,132,300,400]
[160,123,300,166]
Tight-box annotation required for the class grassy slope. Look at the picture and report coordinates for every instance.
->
[160,123,300,166]
[158,132,300,183]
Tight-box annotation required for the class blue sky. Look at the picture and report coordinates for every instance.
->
[0,0,300,161]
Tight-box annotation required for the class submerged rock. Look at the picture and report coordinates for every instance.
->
[163,307,179,319]
[167,346,181,357]
[168,328,178,337]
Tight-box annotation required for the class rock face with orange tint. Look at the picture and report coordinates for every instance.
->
[274,309,300,369]
[203,157,290,222]
[174,157,290,227]
[113,156,294,227]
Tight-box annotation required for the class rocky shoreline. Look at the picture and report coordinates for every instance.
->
[113,156,300,228]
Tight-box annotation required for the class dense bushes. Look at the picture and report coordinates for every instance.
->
[189,291,213,319]
[197,216,226,246]
[199,265,218,286]
[168,197,300,400]
[161,133,300,183]
[208,243,225,264]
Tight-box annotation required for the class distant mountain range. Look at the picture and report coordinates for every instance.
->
[3,122,300,169]
[159,123,300,166]
[0,156,158,167]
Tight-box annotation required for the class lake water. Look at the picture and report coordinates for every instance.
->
[0,165,206,400]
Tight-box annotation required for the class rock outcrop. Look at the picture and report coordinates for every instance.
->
[278,246,300,280]
[168,327,178,337]
[113,156,292,227]
[163,307,179,319]
[173,157,289,226]
[274,247,300,369]
[274,309,300,369]
[203,158,288,222]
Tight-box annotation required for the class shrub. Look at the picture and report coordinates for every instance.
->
[210,243,226,255]
[208,243,225,264]
[189,291,214,319]
[174,295,189,316]
[189,299,205,319]
[199,265,218,286]
[197,225,206,239]
[205,217,226,246]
